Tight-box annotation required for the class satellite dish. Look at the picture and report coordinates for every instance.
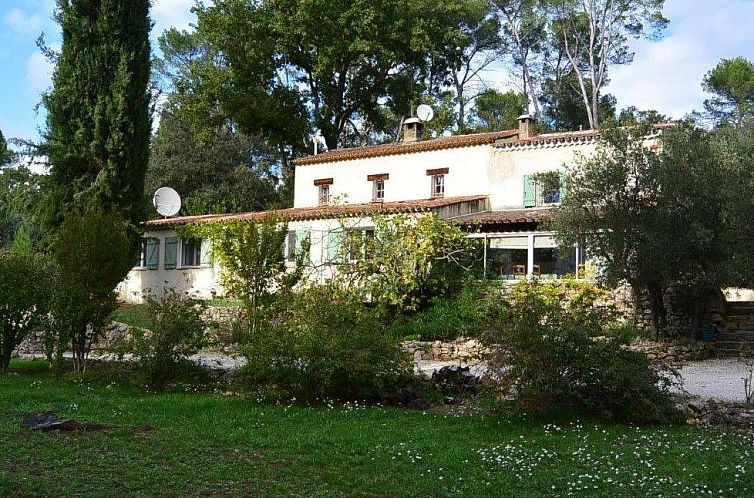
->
[153,187,181,217]
[416,104,434,122]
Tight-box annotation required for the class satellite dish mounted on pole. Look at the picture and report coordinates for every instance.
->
[153,187,181,217]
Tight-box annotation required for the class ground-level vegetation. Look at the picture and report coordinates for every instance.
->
[1,360,752,497]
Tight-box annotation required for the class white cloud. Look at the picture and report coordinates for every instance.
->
[26,50,54,93]
[607,0,754,118]
[4,7,45,35]
[151,0,198,36]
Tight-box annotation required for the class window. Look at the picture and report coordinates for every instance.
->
[523,173,567,208]
[426,167,448,198]
[368,173,389,202]
[181,239,202,267]
[345,228,375,262]
[373,179,385,202]
[136,238,159,269]
[431,175,444,198]
[318,184,330,205]
[137,239,149,268]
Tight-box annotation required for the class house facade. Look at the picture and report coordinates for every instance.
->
[119,116,646,303]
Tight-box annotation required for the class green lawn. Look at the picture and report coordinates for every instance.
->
[1,360,752,497]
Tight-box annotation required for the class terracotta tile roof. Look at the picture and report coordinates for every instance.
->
[145,195,489,229]
[451,208,554,225]
[294,130,519,166]
[495,123,674,150]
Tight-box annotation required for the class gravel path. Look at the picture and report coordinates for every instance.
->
[18,351,754,403]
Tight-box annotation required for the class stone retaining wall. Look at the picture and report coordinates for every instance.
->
[401,338,491,363]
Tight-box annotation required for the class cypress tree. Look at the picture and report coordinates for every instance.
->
[43,0,151,229]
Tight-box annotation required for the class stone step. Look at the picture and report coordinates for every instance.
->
[727,302,754,311]
[715,341,748,351]
[717,331,754,342]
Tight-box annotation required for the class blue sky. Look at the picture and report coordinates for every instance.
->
[1,0,754,144]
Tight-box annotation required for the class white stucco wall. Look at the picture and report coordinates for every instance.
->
[293,145,494,208]
[488,141,597,209]
[118,229,224,304]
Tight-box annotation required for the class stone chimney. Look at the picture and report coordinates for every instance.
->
[518,114,534,139]
[402,117,424,143]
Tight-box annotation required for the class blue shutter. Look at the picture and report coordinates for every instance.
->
[523,175,536,208]
[200,238,213,268]
[164,237,178,270]
[327,228,343,263]
[146,238,159,270]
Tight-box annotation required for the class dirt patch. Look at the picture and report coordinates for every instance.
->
[21,411,153,433]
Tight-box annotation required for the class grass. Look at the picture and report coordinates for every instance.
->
[109,303,153,330]
[1,360,753,497]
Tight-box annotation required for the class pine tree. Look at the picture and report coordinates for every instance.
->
[42,0,151,229]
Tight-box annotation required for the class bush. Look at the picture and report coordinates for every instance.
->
[0,251,53,372]
[389,280,499,341]
[486,280,681,424]
[122,291,207,390]
[240,284,413,402]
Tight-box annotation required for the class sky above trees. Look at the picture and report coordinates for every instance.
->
[1,0,753,143]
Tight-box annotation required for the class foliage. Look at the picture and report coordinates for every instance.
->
[339,214,479,312]
[47,211,136,374]
[41,0,151,231]
[0,165,43,251]
[468,90,528,132]
[549,0,668,128]
[240,284,412,402]
[147,104,284,215]
[0,251,53,371]
[702,56,754,125]
[389,279,499,341]
[552,123,754,337]
[120,290,206,390]
[188,0,500,150]
[486,280,681,424]
[0,131,14,166]
[539,70,617,130]
[181,216,307,337]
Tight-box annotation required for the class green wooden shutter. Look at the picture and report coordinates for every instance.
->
[146,238,159,270]
[523,175,536,208]
[200,238,213,268]
[327,228,343,263]
[295,229,309,261]
[559,172,568,202]
[164,237,178,270]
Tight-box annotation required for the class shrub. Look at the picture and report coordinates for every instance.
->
[389,280,499,341]
[122,290,207,390]
[240,284,413,402]
[0,251,53,372]
[486,280,681,424]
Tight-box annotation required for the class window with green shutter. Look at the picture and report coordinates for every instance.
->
[164,237,178,270]
[559,172,568,201]
[326,228,343,263]
[200,238,213,268]
[523,175,536,207]
[295,229,309,262]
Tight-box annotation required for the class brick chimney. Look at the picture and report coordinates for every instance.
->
[402,117,424,143]
[518,114,534,139]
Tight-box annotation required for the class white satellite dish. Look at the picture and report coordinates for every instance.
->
[153,187,181,217]
[416,104,434,122]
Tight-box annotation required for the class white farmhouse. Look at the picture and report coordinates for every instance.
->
[119,116,653,303]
